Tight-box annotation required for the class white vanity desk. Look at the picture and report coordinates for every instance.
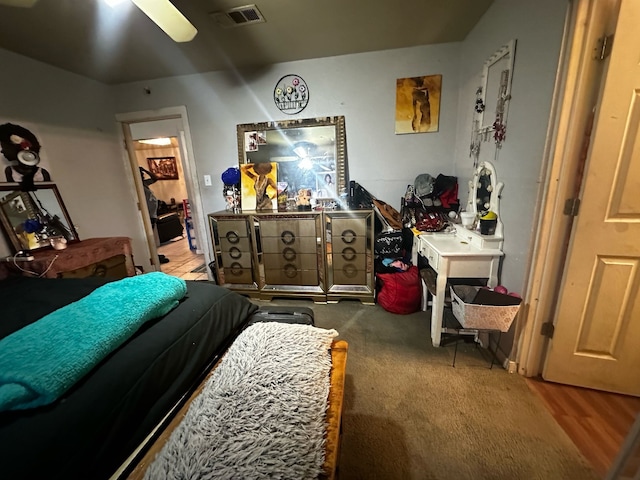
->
[414,161,505,347]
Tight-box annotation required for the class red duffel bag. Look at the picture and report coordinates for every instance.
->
[376,265,421,314]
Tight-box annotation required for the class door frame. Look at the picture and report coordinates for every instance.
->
[516,0,619,377]
[115,106,208,273]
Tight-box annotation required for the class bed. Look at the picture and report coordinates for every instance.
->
[0,273,347,480]
[0,274,258,479]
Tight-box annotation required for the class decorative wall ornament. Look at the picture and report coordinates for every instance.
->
[395,74,442,134]
[474,87,485,113]
[273,75,309,115]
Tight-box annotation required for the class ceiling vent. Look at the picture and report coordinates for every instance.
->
[210,5,266,28]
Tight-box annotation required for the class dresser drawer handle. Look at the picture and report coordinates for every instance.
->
[229,262,243,275]
[341,263,358,278]
[283,264,298,278]
[225,231,240,243]
[281,230,295,245]
[229,247,242,259]
[282,247,297,261]
[341,229,357,244]
[341,247,357,261]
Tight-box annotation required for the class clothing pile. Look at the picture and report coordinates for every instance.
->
[401,173,459,232]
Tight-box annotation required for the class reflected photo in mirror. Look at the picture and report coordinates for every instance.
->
[0,183,79,252]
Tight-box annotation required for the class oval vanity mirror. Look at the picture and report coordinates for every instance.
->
[464,161,504,239]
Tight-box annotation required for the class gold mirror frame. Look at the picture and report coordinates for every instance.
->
[0,183,79,253]
[236,116,349,204]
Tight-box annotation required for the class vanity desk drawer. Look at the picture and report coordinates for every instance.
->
[416,238,440,271]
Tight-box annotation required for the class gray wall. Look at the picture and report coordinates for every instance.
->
[454,0,568,295]
[110,42,462,217]
[0,49,145,261]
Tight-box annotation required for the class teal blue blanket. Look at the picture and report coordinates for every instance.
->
[0,272,187,411]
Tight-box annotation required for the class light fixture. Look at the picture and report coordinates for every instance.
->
[0,0,37,6]
[138,138,172,146]
[293,145,308,159]
[1,0,197,43]
[130,0,197,43]
[293,141,315,159]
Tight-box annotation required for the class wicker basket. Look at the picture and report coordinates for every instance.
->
[450,285,521,332]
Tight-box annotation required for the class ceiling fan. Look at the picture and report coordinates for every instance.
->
[0,0,197,42]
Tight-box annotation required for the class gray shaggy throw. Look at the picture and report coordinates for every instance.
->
[144,322,339,480]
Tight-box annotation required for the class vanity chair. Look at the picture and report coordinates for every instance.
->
[413,161,504,347]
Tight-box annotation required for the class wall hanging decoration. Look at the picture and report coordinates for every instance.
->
[395,74,442,134]
[273,75,309,115]
[147,156,178,180]
[0,122,53,191]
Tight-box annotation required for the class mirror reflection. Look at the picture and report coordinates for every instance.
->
[0,183,79,252]
[476,168,493,215]
[237,116,348,210]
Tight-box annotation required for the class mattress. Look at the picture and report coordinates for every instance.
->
[0,276,258,480]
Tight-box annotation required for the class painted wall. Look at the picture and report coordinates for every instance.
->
[110,42,463,219]
[454,0,568,295]
[0,49,146,263]
[452,0,568,359]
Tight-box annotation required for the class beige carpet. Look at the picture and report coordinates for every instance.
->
[254,298,598,480]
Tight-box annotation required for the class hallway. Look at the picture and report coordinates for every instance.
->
[157,236,208,281]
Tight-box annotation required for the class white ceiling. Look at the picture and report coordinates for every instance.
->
[0,0,494,85]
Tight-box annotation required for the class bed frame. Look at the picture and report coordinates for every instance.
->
[123,339,348,480]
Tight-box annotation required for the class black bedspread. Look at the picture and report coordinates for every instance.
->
[0,277,258,479]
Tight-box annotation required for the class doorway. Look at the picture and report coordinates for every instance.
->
[115,107,210,280]
[518,0,639,394]
[133,136,206,280]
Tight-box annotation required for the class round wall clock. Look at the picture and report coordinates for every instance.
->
[273,75,309,115]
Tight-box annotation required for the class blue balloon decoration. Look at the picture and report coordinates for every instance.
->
[221,167,241,185]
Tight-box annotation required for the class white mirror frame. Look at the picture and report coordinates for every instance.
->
[464,160,504,239]
[472,40,517,155]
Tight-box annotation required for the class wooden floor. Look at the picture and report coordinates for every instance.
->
[157,237,207,281]
[526,377,640,478]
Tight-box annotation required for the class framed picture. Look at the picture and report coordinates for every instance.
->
[395,74,442,134]
[147,157,179,180]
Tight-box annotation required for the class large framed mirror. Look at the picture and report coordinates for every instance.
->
[237,116,348,210]
[0,183,79,252]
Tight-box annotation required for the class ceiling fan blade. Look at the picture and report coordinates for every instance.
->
[0,0,38,6]
[130,0,197,43]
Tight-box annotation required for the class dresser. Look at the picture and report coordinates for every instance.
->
[208,210,374,304]
[2,237,135,279]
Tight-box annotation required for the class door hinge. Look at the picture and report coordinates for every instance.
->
[563,198,581,216]
[595,34,614,61]
[541,322,555,338]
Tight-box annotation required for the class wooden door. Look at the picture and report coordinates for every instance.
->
[543,0,640,396]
